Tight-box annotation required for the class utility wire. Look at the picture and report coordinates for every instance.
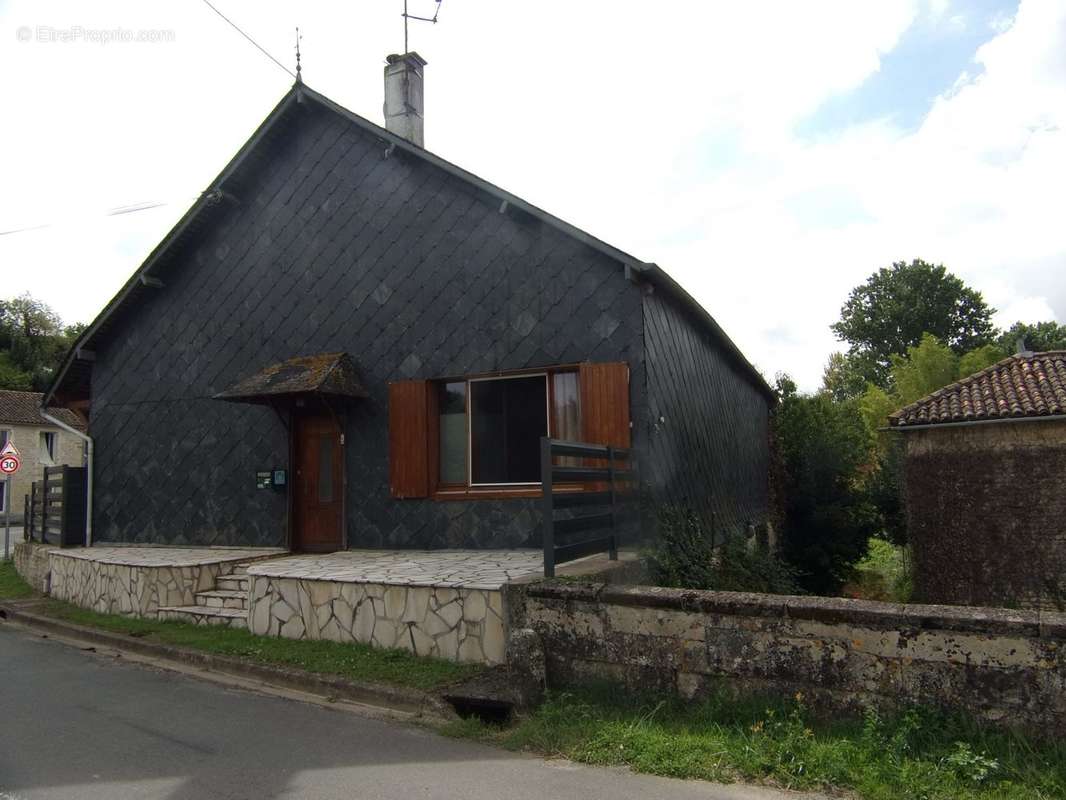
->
[0,198,192,237]
[200,0,297,80]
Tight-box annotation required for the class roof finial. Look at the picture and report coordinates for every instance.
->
[294,26,303,82]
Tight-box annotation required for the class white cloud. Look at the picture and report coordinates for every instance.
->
[1,0,1063,392]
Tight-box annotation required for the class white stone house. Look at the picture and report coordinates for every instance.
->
[0,390,86,522]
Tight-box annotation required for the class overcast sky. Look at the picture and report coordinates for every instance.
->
[1,0,1063,390]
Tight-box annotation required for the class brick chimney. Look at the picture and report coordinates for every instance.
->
[383,52,427,147]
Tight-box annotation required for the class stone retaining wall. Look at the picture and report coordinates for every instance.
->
[247,577,507,664]
[48,553,231,617]
[521,582,1066,734]
[12,542,57,594]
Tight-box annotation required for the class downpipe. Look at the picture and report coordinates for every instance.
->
[39,410,93,547]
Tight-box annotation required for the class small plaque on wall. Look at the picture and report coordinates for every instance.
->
[256,471,272,489]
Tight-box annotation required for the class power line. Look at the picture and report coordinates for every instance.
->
[200,0,297,80]
[0,198,192,237]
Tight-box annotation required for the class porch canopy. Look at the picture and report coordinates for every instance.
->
[213,352,368,407]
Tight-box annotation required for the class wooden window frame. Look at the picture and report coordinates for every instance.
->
[430,365,580,500]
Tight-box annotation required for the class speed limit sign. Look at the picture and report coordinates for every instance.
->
[0,441,20,475]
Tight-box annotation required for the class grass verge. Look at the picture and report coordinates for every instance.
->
[0,559,477,691]
[0,557,35,600]
[444,684,1066,800]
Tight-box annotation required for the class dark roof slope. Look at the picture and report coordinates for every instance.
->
[0,390,86,430]
[890,351,1066,428]
[44,81,774,406]
[214,353,369,404]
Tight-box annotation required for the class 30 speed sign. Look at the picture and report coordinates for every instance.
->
[0,454,19,474]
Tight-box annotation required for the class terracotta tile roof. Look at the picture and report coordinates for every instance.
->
[0,390,86,430]
[890,351,1066,428]
[213,352,369,405]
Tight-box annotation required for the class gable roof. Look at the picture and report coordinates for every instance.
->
[889,351,1066,429]
[44,81,774,407]
[214,352,369,405]
[0,390,86,430]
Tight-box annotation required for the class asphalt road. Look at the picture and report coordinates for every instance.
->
[0,624,814,800]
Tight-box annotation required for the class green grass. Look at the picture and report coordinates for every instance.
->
[0,558,34,599]
[444,684,1066,800]
[845,538,912,602]
[0,560,477,691]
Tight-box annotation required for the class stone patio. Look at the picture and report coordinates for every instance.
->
[30,546,552,665]
[244,549,544,588]
[244,550,545,665]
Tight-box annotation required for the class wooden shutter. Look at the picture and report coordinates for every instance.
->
[388,380,430,498]
[579,362,631,448]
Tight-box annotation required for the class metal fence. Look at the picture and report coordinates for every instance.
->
[24,465,87,547]
[539,437,636,578]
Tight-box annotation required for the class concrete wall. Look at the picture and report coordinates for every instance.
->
[902,419,1066,610]
[1,423,83,521]
[519,582,1066,735]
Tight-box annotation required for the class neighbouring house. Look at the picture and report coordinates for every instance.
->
[889,350,1066,610]
[42,52,775,556]
[0,390,86,521]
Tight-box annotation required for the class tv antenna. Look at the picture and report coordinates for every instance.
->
[402,0,442,53]
[294,26,302,81]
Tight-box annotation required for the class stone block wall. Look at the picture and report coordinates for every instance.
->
[247,577,507,664]
[48,553,230,616]
[521,582,1066,734]
[12,541,57,593]
[902,420,1066,610]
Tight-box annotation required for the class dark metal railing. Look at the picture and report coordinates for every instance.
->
[540,437,635,577]
[25,465,87,547]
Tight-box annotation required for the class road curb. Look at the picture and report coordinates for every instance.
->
[0,601,459,722]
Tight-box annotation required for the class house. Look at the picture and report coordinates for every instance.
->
[43,52,775,556]
[0,390,86,522]
[889,350,1066,610]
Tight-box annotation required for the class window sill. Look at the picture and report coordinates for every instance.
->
[431,485,588,501]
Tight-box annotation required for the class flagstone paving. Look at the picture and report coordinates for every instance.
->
[245,549,545,590]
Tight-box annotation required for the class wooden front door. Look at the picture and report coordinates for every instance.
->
[293,413,344,552]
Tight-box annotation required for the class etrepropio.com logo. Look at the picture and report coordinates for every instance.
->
[16,25,176,44]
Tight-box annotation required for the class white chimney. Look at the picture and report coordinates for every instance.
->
[383,52,427,147]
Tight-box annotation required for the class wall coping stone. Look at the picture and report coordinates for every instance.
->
[526,581,1064,640]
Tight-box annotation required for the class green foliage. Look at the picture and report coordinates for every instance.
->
[831,259,995,388]
[0,293,83,391]
[890,334,958,406]
[847,537,911,601]
[773,386,878,595]
[958,344,1005,378]
[820,351,868,402]
[997,321,1066,353]
[644,506,800,595]
[450,683,1066,800]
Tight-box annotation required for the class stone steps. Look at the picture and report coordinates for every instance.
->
[157,605,248,627]
[216,574,251,592]
[195,589,249,610]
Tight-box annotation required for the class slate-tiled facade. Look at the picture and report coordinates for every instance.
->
[79,91,770,550]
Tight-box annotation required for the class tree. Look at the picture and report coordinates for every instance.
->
[0,293,82,391]
[820,352,867,402]
[890,334,958,406]
[831,259,995,388]
[996,321,1066,354]
[774,383,878,595]
[957,344,1004,379]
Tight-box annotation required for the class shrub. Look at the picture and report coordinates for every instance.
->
[644,506,800,594]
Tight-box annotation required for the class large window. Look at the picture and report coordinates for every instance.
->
[438,369,580,488]
[387,361,629,500]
